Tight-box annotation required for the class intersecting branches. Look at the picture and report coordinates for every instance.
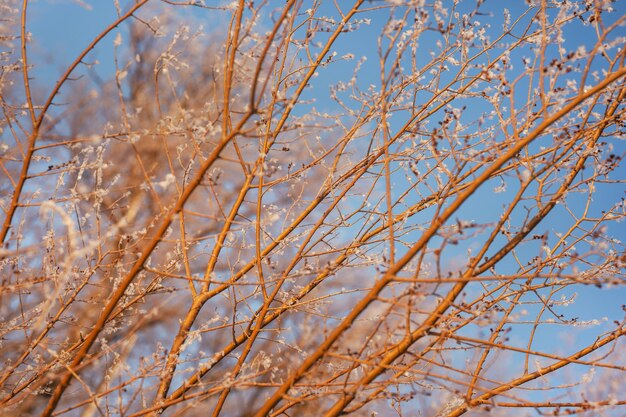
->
[1,1,624,417]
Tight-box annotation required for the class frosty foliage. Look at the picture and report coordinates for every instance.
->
[0,1,625,416]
